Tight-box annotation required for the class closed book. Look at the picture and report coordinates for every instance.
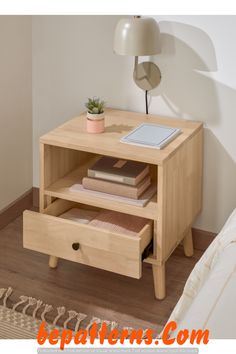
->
[88,156,149,186]
[120,123,181,149]
[60,208,99,224]
[82,175,151,199]
[70,183,157,207]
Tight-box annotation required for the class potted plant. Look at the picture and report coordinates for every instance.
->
[85,97,106,133]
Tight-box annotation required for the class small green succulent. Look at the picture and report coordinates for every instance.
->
[85,97,106,114]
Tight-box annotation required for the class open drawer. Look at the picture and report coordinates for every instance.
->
[23,200,152,279]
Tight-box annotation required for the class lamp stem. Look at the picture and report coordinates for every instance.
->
[145,90,148,115]
[134,56,139,80]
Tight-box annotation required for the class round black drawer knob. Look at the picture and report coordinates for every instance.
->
[72,243,80,251]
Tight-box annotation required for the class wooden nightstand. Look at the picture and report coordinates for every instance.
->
[23,108,203,300]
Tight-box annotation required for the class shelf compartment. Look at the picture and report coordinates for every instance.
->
[44,157,158,220]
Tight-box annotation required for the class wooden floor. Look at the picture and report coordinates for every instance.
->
[0,214,203,333]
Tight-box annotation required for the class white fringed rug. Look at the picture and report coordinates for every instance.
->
[0,287,121,339]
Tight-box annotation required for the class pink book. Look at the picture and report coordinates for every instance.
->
[89,210,149,237]
[82,175,151,199]
[69,183,157,207]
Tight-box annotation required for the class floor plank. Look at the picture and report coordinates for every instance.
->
[0,214,202,333]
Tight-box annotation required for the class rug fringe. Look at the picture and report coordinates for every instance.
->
[0,287,119,333]
[41,304,53,321]
[53,306,66,326]
[98,320,111,337]
[23,297,37,314]
[32,299,43,318]
[63,310,77,329]
[110,321,118,331]
[85,317,102,338]
[12,295,29,311]
[74,313,87,332]
[0,288,6,300]
[3,287,13,307]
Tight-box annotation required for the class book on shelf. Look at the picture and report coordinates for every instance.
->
[82,175,151,199]
[88,156,149,186]
[69,183,157,207]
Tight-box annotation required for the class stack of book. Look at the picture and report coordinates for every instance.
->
[82,156,152,200]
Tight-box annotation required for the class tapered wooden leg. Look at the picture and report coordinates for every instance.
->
[152,263,166,300]
[49,256,59,268]
[183,229,194,257]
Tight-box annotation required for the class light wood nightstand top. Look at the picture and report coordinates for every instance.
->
[40,108,202,165]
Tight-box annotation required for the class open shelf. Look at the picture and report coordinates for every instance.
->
[44,157,158,220]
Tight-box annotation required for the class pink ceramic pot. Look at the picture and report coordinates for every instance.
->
[86,112,105,133]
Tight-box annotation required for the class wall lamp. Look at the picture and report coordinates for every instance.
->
[113,16,161,114]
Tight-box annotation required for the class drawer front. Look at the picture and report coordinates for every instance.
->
[23,210,152,279]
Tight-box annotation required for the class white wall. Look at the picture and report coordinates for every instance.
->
[0,16,32,211]
[32,15,236,233]
[32,15,132,189]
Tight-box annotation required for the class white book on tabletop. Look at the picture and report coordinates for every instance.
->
[120,123,181,149]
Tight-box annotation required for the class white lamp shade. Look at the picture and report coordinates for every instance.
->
[113,17,160,56]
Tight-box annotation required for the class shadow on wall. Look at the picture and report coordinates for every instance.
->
[149,21,236,232]
[196,128,236,232]
[150,21,219,124]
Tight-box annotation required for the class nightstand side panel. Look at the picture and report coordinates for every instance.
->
[156,128,203,262]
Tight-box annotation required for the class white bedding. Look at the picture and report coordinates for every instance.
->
[167,208,236,339]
